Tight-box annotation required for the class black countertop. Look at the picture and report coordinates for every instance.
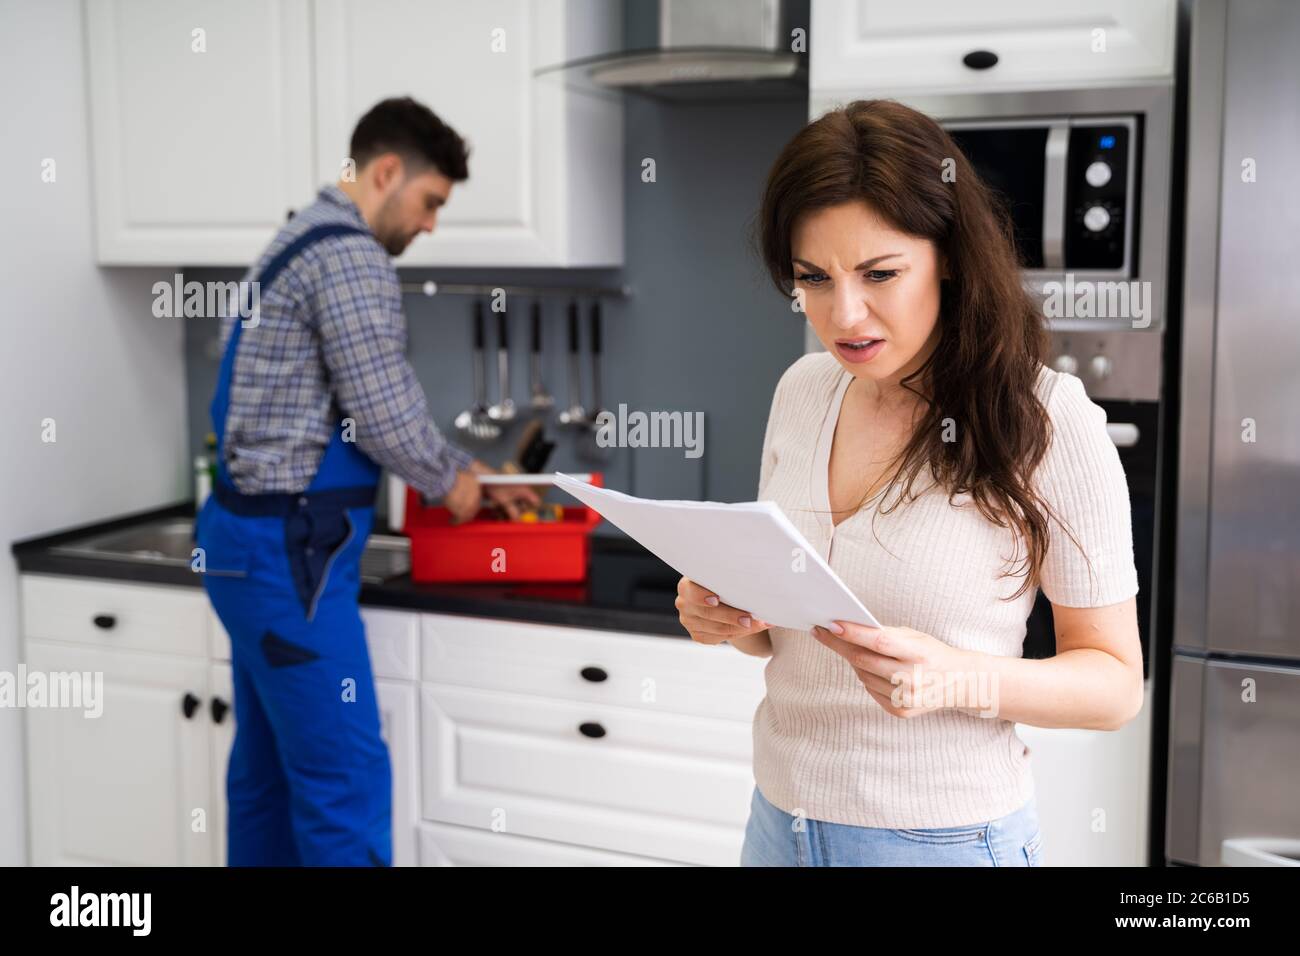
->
[11,502,688,638]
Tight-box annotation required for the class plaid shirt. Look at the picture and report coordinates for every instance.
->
[218,184,474,498]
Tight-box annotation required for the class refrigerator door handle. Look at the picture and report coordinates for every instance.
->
[1220,838,1300,867]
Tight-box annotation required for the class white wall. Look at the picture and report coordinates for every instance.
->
[0,0,188,865]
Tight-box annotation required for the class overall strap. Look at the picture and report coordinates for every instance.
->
[212,223,374,490]
[254,223,372,290]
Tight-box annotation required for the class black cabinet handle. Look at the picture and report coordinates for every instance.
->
[580,666,608,683]
[962,50,999,70]
[211,697,230,724]
[578,722,606,739]
[181,692,201,720]
[92,614,116,630]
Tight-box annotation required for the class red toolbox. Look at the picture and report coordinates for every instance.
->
[403,473,604,583]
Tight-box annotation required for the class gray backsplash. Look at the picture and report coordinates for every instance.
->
[184,96,807,531]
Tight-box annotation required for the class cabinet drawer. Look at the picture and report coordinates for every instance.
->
[421,613,766,722]
[417,821,688,867]
[420,682,752,866]
[22,575,208,657]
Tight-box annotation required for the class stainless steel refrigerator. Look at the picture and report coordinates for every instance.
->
[1168,0,1300,867]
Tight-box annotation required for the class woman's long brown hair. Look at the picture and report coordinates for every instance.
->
[755,98,1090,601]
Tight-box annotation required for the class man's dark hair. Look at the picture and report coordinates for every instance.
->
[350,96,470,181]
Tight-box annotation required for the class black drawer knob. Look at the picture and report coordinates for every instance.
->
[578,722,606,739]
[580,666,608,683]
[962,50,999,70]
[181,692,201,720]
[211,697,230,724]
[92,614,116,630]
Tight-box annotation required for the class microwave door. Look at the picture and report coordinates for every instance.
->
[945,123,1069,273]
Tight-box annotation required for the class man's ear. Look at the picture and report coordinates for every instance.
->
[368,153,404,194]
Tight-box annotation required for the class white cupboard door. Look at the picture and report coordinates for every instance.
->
[810,0,1176,94]
[313,0,623,267]
[85,0,315,264]
[210,662,234,866]
[25,642,213,866]
[375,679,420,867]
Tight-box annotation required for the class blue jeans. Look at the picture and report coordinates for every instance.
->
[740,785,1045,866]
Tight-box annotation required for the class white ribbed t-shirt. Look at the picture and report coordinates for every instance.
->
[750,350,1140,828]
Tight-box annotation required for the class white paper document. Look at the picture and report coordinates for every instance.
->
[552,472,881,632]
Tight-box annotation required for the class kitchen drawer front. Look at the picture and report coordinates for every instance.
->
[22,575,208,657]
[420,682,752,866]
[417,821,687,867]
[206,603,418,682]
[362,608,419,681]
[421,612,767,722]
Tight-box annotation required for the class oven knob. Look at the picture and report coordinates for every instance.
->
[1085,160,1112,188]
[1053,354,1079,375]
[1083,205,1111,232]
[1089,354,1113,379]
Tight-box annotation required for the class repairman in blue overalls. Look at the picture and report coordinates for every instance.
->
[197,97,539,866]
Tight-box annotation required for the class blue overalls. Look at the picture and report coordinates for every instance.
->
[196,224,392,866]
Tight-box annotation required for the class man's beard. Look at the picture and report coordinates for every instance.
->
[375,194,414,255]
[382,231,413,256]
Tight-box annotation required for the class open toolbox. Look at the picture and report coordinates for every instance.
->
[402,473,604,583]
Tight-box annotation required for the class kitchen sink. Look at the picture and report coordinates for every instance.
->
[51,517,411,583]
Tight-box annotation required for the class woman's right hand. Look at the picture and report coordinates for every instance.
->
[676,577,770,646]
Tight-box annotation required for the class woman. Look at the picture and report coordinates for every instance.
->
[675,100,1142,867]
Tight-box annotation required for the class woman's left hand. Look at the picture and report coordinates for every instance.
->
[811,621,978,719]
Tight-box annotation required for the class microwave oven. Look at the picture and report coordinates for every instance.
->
[944,116,1140,278]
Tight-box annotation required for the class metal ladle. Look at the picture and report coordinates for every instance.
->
[557,300,588,427]
[454,299,502,442]
[486,304,516,424]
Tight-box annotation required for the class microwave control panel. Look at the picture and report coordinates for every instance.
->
[1065,121,1137,272]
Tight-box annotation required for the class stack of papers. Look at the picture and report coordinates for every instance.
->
[553,472,880,632]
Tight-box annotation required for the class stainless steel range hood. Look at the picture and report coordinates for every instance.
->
[537,0,809,102]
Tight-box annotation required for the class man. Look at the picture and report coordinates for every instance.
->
[197,96,538,866]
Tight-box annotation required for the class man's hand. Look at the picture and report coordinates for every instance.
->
[470,460,542,520]
[442,469,483,525]
[440,461,545,524]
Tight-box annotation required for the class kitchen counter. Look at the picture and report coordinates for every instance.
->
[11,502,688,638]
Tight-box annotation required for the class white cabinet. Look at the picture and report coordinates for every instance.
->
[416,613,767,866]
[20,577,768,867]
[313,0,622,267]
[85,0,316,265]
[25,641,214,866]
[417,821,688,866]
[209,662,234,866]
[21,575,424,867]
[375,678,420,867]
[84,0,623,267]
[810,0,1176,94]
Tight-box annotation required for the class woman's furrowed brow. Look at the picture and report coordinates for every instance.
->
[792,253,904,271]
